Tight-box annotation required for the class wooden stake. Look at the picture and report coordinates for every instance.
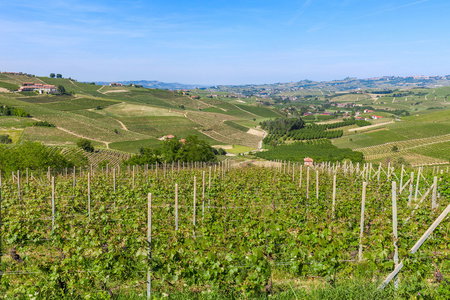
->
[175,184,178,231]
[432,176,437,211]
[306,167,310,199]
[316,170,319,199]
[88,173,91,220]
[202,171,205,220]
[193,176,196,237]
[147,193,152,299]
[52,177,55,231]
[359,182,367,262]
[392,181,399,289]
[332,174,336,219]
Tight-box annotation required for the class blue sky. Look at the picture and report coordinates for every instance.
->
[1,0,449,85]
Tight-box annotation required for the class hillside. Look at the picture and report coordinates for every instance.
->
[1,73,449,167]
[0,74,280,157]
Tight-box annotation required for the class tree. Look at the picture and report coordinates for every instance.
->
[56,74,62,78]
[77,139,94,152]
[0,134,12,144]
[57,85,66,95]
[50,73,55,78]
[392,145,399,152]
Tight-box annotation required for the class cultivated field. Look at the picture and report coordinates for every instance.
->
[0,162,448,298]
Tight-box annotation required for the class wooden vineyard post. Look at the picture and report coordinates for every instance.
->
[175,184,178,231]
[408,172,414,207]
[209,166,211,190]
[52,176,55,231]
[72,166,76,189]
[359,182,367,262]
[193,176,196,237]
[26,168,29,185]
[316,170,319,200]
[132,166,135,189]
[332,174,336,219]
[0,187,2,271]
[0,170,2,188]
[392,181,399,289]
[113,168,116,193]
[88,173,91,221]
[377,163,381,182]
[432,176,438,211]
[414,167,421,200]
[400,165,404,188]
[292,163,295,182]
[306,167,310,199]
[202,171,205,220]
[299,166,303,189]
[379,202,450,289]
[17,170,21,200]
[147,193,152,299]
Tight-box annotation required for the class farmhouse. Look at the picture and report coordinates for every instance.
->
[304,157,314,167]
[157,134,175,141]
[371,115,383,119]
[109,82,123,87]
[18,83,57,94]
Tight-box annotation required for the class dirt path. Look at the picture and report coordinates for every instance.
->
[348,121,394,132]
[112,118,129,131]
[103,89,128,93]
[97,85,105,93]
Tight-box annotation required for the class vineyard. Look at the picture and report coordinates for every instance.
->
[0,161,449,299]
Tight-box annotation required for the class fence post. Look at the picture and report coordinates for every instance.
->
[88,173,91,221]
[392,181,399,289]
[408,172,414,207]
[359,182,367,262]
[202,171,205,220]
[432,176,438,211]
[132,166,135,189]
[400,165,404,188]
[299,166,303,189]
[316,170,319,199]
[306,167,310,199]
[175,184,178,231]
[193,176,196,237]
[17,170,21,200]
[52,176,55,231]
[209,166,212,189]
[414,168,421,200]
[113,168,116,193]
[332,174,337,219]
[147,193,152,299]
[0,187,2,272]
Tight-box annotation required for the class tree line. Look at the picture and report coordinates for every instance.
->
[123,135,225,165]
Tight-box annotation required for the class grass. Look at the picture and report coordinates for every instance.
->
[0,81,19,91]
[223,120,249,132]
[103,103,181,117]
[14,94,76,104]
[21,127,82,145]
[109,138,162,153]
[91,275,448,300]
[226,145,255,154]
[42,98,119,111]
[0,128,23,143]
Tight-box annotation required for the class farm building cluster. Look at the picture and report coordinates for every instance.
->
[18,82,57,94]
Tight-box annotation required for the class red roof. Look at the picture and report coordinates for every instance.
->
[304,157,313,162]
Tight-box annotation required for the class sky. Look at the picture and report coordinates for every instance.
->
[1,0,450,85]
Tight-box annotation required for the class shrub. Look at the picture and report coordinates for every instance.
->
[77,139,94,152]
